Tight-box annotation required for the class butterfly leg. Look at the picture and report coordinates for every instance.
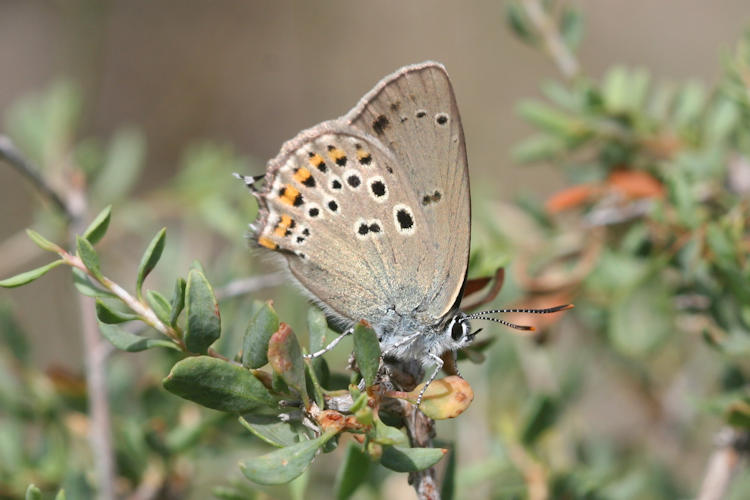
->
[304,327,354,359]
[381,332,422,357]
[233,172,265,192]
[415,353,444,408]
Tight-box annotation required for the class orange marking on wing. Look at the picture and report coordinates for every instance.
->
[279,185,300,206]
[294,167,312,183]
[258,236,278,249]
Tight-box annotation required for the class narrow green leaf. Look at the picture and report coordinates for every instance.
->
[307,308,332,387]
[506,3,537,45]
[72,268,114,298]
[305,359,325,408]
[184,269,221,353]
[512,134,566,163]
[372,418,408,446]
[169,277,186,326]
[163,356,276,412]
[517,100,586,138]
[603,66,630,113]
[239,429,337,485]
[76,236,102,280]
[268,323,307,402]
[521,394,560,445]
[242,301,279,368]
[379,445,446,472]
[95,299,139,324]
[98,320,178,352]
[334,443,370,500]
[0,260,63,288]
[441,444,456,500]
[239,415,301,448]
[0,302,30,361]
[92,128,145,203]
[212,486,257,500]
[83,205,112,244]
[54,490,66,500]
[559,8,584,52]
[353,320,380,387]
[26,229,62,253]
[146,289,172,324]
[136,228,166,300]
[25,484,41,500]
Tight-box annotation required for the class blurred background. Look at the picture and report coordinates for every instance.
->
[2,1,750,499]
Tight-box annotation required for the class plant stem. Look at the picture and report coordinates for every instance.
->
[521,0,580,80]
[697,429,749,500]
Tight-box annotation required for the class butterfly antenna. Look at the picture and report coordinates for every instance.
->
[466,304,574,318]
[466,316,536,331]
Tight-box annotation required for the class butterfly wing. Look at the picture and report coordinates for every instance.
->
[346,62,471,320]
[252,62,470,327]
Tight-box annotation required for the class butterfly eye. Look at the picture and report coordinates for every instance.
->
[451,320,464,341]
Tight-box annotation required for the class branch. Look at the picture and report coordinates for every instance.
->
[0,135,72,219]
[521,0,580,80]
[214,272,286,300]
[697,428,749,500]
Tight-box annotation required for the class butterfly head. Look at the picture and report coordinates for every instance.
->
[442,312,479,351]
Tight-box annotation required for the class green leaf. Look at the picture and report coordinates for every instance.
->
[25,484,41,500]
[441,444,456,500]
[76,236,102,280]
[603,66,630,114]
[72,268,114,298]
[91,128,145,203]
[163,356,276,412]
[517,100,587,138]
[146,290,172,324]
[512,134,566,163]
[506,3,537,45]
[268,323,308,402]
[82,205,112,245]
[608,281,673,357]
[379,445,446,472]
[54,490,66,500]
[242,302,279,368]
[521,394,560,445]
[26,229,62,253]
[0,302,30,361]
[98,320,178,352]
[136,228,166,300]
[307,308,332,387]
[184,269,221,354]
[169,278,186,326]
[559,7,584,52]
[372,418,408,446]
[95,299,139,324]
[239,414,301,448]
[305,359,325,408]
[239,429,338,485]
[0,260,63,288]
[334,443,370,500]
[726,397,750,428]
[353,320,380,387]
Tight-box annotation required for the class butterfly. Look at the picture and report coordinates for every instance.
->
[236,62,571,404]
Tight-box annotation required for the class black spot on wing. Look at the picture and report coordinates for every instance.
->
[372,115,390,135]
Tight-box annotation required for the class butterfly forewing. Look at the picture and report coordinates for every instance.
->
[253,62,470,329]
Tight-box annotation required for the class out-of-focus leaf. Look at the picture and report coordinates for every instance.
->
[506,3,538,45]
[25,484,41,500]
[704,97,739,145]
[517,100,587,138]
[441,444,456,500]
[334,443,370,500]
[521,394,561,445]
[97,320,177,352]
[91,128,145,203]
[379,445,446,472]
[726,397,750,428]
[136,228,166,300]
[239,429,338,485]
[609,281,673,357]
[603,66,630,114]
[512,134,567,163]
[54,490,66,500]
[184,269,221,353]
[242,301,279,369]
[163,356,276,412]
[0,302,29,361]
[559,7,584,52]
[0,260,63,288]
[239,414,301,448]
[82,205,112,245]
[673,81,707,127]
[353,320,380,387]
